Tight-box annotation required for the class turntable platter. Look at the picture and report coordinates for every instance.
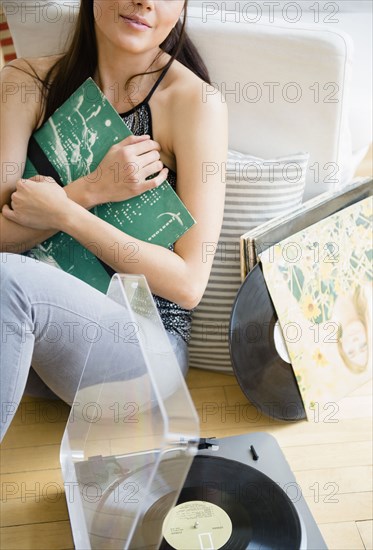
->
[159,455,302,550]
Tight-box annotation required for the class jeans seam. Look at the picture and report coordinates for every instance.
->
[30,300,125,337]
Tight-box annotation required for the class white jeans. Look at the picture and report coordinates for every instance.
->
[0,253,188,441]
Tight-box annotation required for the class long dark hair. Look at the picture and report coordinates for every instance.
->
[37,0,210,125]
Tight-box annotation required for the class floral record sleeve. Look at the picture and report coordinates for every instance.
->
[260,197,372,420]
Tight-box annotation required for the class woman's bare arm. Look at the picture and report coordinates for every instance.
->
[2,61,228,308]
[43,84,228,309]
[0,59,101,253]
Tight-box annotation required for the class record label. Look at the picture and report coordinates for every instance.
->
[273,320,291,363]
[162,500,233,550]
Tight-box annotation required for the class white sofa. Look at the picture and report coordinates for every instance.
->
[1,0,372,200]
[190,1,372,196]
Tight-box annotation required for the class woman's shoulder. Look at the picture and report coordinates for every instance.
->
[1,54,63,81]
[151,58,228,172]
[1,55,63,129]
[156,59,227,150]
[162,58,226,118]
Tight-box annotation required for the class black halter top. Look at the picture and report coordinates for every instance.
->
[119,66,193,343]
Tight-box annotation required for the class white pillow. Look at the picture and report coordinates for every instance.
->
[188,150,309,373]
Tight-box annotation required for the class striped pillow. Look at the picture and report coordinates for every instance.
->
[188,150,309,373]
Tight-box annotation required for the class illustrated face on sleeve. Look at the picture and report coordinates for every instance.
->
[340,319,369,370]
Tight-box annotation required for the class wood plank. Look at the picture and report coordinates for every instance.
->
[0,445,61,474]
[192,386,284,432]
[0,496,69,527]
[0,469,64,501]
[195,403,283,431]
[350,380,373,397]
[186,367,237,389]
[319,521,365,550]
[267,417,373,447]
[336,395,372,421]
[10,400,69,427]
[189,386,228,409]
[224,382,372,423]
[198,423,263,439]
[356,520,373,550]
[223,380,372,421]
[295,465,372,497]
[0,521,74,549]
[1,422,67,449]
[306,492,373,524]
[284,441,372,471]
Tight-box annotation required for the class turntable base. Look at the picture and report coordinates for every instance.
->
[189,432,327,550]
[79,433,327,550]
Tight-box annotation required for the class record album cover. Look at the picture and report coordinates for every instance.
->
[241,178,372,281]
[260,197,372,418]
[23,78,195,292]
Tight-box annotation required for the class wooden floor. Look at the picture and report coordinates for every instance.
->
[1,367,372,550]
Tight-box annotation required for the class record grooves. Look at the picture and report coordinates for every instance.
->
[88,453,303,550]
[229,264,306,421]
[159,455,302,549]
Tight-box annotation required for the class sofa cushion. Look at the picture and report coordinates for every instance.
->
[1,0,74,57]
[186,9,355,200]
[188,150,309,373]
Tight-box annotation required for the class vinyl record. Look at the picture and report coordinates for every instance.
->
[85,453,303,550]
[159,455,302,550]
[229,264,306,421]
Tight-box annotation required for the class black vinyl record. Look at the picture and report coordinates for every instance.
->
[160,455,302,550]
[87,453,304,550]
[229,264,306,421]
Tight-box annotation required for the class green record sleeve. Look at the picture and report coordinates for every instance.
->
[23,78,195,292]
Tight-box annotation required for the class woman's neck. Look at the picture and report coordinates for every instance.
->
[94,45,166,109]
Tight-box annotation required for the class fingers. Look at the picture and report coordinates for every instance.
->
[115,134,163,167]
[28,175,56,184]
[113,135,163,172]
[28,175,44,182]
[113,134,161,159]
[140,161,166,182]
[101,134,168,200]
[128,138,161,157]
[142,167,169,191]
[138,149,162,169]
[1,203,16,221]
[118,136,166,184]
[118,134,151,147]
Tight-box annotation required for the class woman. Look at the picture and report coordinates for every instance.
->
[0,0,228,440]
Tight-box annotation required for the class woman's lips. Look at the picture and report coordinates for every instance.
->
[120,16,151,31]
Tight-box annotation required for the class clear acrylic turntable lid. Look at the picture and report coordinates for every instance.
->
[60,274,200,549]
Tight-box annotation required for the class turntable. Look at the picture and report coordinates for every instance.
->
[60,274,327,549]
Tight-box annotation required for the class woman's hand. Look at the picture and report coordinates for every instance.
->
[86,134,169,206]
[1,175,72,230]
